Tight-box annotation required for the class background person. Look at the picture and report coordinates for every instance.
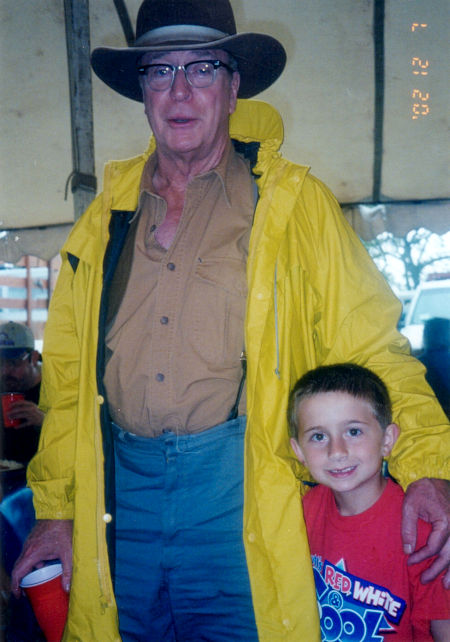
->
[418,317,450,419]
[289,364,449,641]
[0,322,43,642]
[11,1,450,640]
[0,322,43,470]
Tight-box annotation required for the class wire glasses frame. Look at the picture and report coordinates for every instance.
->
[137,59,236,91]
[0,351,31,370]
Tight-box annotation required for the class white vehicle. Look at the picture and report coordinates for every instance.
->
[400,278,450,354]
[396,289,415,329]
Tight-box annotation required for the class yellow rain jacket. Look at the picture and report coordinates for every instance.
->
[29,99,449,641]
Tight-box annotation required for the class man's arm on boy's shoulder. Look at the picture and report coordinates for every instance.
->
[403,478,450,588]
[430,619,450,642]
[406,508,449,639]
[298,182,449,585]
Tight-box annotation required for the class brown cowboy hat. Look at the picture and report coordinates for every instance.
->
[91,0,286,101]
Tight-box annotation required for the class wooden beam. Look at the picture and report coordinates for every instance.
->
[64,0,97,220]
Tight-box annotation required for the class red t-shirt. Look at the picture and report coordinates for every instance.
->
[302,479,449,641]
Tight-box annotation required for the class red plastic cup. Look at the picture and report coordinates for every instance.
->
[20,563,69,642]
[1,392,25,427]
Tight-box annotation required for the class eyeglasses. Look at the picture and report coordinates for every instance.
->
[0,352,31,370]
[137,59,236,91]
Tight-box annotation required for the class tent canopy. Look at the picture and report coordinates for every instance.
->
[0,0,448,261]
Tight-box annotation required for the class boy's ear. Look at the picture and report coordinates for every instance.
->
[381,423,400,457]
[290,437,306,464]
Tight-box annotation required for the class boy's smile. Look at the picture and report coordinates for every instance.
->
[290,391,398,515]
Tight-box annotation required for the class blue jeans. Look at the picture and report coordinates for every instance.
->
[113,417,257,641]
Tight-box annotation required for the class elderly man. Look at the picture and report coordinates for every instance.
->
[0,322,44,468]
[12,0,449,640]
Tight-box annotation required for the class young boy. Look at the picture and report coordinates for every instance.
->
[288,363,449,641]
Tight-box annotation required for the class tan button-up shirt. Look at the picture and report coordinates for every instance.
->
[104,143,255,436]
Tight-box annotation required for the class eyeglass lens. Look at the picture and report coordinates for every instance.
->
[140,61,226,91]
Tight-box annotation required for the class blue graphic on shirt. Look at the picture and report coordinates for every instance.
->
[311,556,406,641]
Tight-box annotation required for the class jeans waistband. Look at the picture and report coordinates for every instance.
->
[112,415,246,453]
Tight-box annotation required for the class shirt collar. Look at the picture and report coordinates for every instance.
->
[139,140,246,209]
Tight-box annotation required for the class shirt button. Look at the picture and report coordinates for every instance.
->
[167,262,176,271]
[150,224,157,232]
[160,316,169,325]
[248,533,256,543]
[103,513,112,523]
[156,373,165,382]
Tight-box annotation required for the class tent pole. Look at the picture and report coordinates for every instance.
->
[113,0,135,46]
[372,0,385,203]
[64,0,97,221]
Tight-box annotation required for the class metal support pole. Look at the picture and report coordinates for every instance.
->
[25,255,32,326]
[64,0,97,220]
[113,0,135,46]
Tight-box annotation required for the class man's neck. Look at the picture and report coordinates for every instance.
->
[153,138,230,193]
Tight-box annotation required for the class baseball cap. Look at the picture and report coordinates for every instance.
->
[0,322,35,358]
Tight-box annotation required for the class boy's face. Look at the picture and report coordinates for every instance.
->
[290,391,398,509]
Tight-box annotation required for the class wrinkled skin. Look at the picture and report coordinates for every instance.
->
[11,520,73,597]
[402,478,450,588]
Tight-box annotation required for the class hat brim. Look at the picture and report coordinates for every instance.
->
[91,33,286,101]
[0,348,29,359]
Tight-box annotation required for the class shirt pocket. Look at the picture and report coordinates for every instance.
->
[185,257,247,367]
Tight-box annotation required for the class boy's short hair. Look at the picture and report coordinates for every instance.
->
[287,363,392,438]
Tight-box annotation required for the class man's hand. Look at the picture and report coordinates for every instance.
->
[7,400,45,428]
[11,519,73,597]
[402,478,450,588]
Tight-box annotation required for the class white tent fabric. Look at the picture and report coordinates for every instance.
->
[0,0,448,262]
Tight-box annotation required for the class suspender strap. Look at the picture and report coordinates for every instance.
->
[226,172,258,422]
[227,350,247,421]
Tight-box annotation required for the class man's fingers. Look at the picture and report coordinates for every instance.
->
[444,566,450,590]
[418,554,449,585]
[402,479,450,558]
[60,549,73,593]
[407,522,448,564]
[11,520,73,597]
[401,494,419,554]
[11,534,55,596]
[8,402,43,427]
[411,534,450,586]
[11,552,37,597]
